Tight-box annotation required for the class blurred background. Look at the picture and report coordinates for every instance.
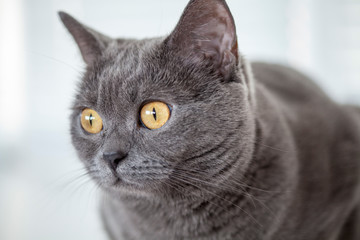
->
[0,0,359,239]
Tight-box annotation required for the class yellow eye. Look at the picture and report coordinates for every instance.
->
[140,101,170,130]
[80,108,103,134]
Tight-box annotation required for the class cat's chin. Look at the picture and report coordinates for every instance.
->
[98,173,165,196]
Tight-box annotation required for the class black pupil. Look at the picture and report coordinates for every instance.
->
[89,113,93,126]
[152,107,157,121]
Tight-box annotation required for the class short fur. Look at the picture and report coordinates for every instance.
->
[59,0,360,239]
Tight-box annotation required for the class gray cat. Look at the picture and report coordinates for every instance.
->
[59,0,360,239]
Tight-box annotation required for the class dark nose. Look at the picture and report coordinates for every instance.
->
[103,151,128,171]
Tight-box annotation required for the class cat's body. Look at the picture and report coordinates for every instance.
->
[59,0,360,239]
[100,62,360,240]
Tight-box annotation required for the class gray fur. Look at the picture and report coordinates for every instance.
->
[59,0,360,239]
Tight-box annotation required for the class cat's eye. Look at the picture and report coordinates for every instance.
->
[140,101,170,130]
[80,108,103,134]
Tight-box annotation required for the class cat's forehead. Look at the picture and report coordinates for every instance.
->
[96,40,213,90]
[99,39,159,83]
[77,37,224,116]
[96,40,167,103]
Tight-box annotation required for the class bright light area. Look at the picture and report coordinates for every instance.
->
[0,0,26,142]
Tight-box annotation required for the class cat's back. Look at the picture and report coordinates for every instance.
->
[251,62,330,106]
[252,62,360,240]
[251,61,360,131]
[251,62,360,159]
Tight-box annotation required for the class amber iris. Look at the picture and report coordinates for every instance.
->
[80,108,103,134]
[140,102,170,129]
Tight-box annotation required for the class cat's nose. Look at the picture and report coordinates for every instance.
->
[103,151,128,170]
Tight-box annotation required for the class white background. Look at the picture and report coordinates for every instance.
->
[0,0,359,239]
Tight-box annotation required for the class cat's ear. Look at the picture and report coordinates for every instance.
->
[166,0,238,80]
[58,12,111,65]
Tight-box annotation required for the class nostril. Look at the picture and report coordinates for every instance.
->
[103,151,128,170]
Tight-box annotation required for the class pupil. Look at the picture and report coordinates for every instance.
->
[89,113,93,126]
[152,107,157,121]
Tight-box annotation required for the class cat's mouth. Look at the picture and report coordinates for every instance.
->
[94,154,173,191]
[103,173,142,191]
[106,168,169,190]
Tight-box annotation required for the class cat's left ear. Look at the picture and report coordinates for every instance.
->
[58,12,111,65]
[166,0,238,81]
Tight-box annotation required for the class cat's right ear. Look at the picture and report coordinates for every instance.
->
[58,12,111,65]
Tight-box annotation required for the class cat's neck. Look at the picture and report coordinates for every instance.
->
[103,184,264,239]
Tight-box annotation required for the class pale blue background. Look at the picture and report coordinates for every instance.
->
[0,0,359,239]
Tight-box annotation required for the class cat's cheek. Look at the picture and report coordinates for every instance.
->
[92,152,120,185]
[71,126,105,165]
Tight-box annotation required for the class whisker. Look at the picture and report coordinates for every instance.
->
[170,173,263,228]
[27,50,83,74]
[172,168,276,217]
[165,179,243,219]
[173,169,257,207]
[173,165,282,194]
[166,177,254,222]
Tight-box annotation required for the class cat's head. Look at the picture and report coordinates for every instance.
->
[60,0,256,197]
